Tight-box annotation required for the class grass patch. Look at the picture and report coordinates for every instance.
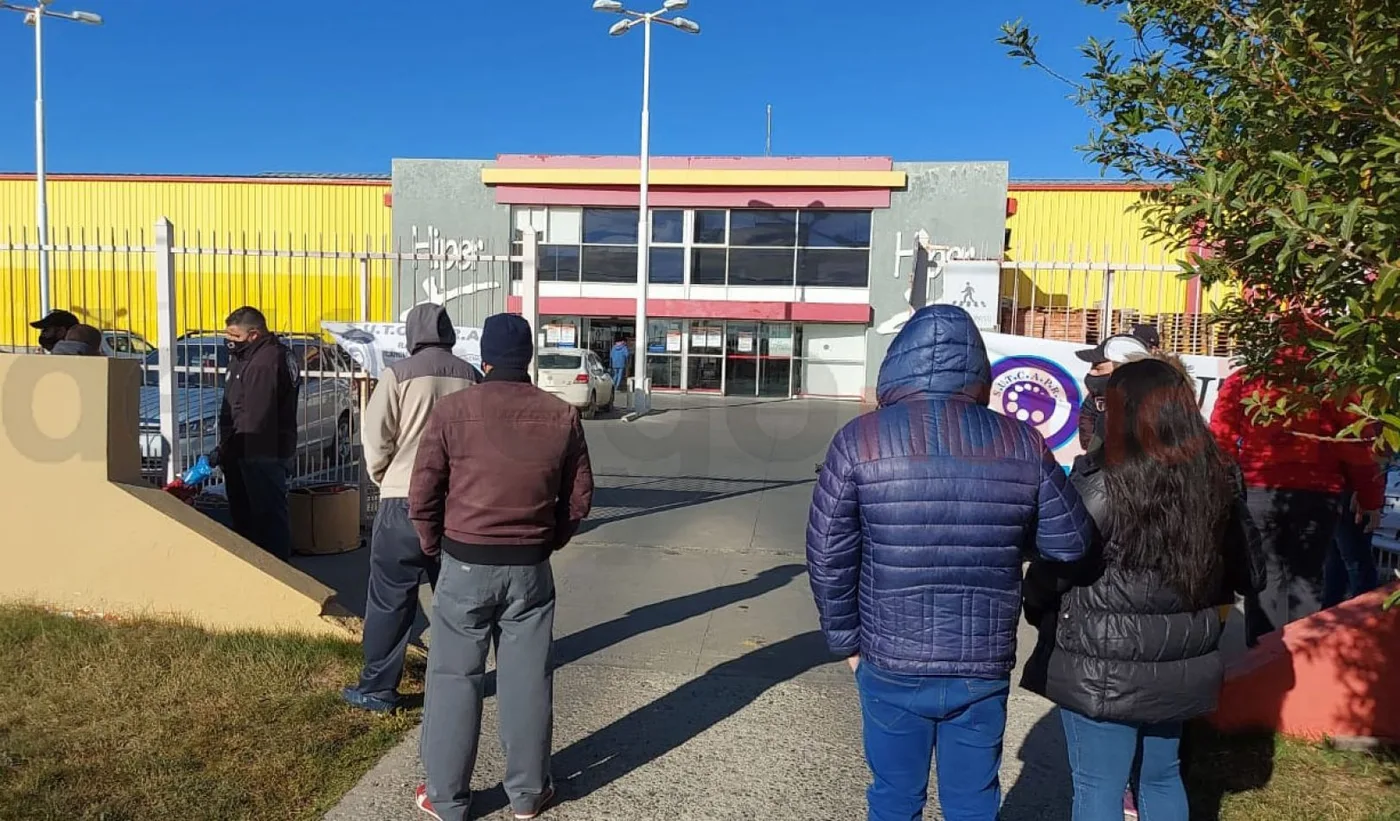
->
[1188,724,1400,820]
[0,606,421,821]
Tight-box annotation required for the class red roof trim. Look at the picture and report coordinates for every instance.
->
[1008,181,1162,192]
[506,296,870,324]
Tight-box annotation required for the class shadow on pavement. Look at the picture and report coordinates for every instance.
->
[470,630,833,818]
[481,564,807,701]
[579,474,814,534]
[1000,709,1072,821]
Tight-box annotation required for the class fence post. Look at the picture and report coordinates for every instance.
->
[520,228,540,383]
[154,217,180,485]
[1101,266,1116,339]
[358,256,370,322]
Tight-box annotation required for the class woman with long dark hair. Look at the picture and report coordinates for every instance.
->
[1022,358,1265,821]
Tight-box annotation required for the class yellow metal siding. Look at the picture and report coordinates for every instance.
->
[1004,189,1199,316]
[0,178,393,347]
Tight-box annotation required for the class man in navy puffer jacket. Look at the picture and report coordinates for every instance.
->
[807,304,1093,821]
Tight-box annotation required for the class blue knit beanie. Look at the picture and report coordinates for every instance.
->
[480,313,534,370]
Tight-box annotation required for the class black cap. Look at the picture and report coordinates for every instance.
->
[1075,333,1152,365]
[30,309,79,330]
[1130,323,1161,350]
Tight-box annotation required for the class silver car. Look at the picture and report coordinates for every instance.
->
[137,334,358,480]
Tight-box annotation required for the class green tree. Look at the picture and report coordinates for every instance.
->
[1000,1,1400,452]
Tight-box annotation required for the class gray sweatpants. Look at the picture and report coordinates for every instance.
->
[421,557,556,821]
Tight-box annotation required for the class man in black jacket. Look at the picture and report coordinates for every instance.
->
[213,306,300,561]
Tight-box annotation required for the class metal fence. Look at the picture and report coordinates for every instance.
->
[999,244,1236,357]
[0,219,525,533]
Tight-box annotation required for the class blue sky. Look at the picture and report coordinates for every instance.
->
[0,1,1124,178]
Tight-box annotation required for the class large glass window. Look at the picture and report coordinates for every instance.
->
[510,206,870,289]
[691,248,727,285]
[580,245,637,283]
[649,248,684,284]
[539,246,581,282]
[795,210,871,288]
[582,208,639,244]
[652,210,684,244]
[796,248,868,288]
[729,210,797,247]
[547,208,582,245]
[728,248,796,286]
[694,209,727,244]
[799,210,871,248]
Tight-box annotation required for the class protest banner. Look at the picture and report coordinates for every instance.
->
[982,332,1235,467]
[322,321,482,379]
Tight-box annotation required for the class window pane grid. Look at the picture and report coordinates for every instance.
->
[512,206,871,288]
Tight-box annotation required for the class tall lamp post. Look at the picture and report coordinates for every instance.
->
[2,0,103,317]
[593,0,698,416]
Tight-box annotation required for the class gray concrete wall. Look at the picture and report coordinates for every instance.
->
[390,159,510,327]
[866,162,1009,397]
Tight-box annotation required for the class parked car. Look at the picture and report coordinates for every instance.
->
[102,330,154,360]
[137,334,359,480]
[537,347,614,419]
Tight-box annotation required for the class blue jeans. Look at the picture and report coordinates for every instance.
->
[612,367,626,389]
[1323,492,1379,608]
[856,663,1009,821]
[1060,709,1187,821]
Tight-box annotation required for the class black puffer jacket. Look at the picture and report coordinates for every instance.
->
[1020,451,1266,724]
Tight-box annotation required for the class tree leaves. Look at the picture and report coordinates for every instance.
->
[1003,1,1400,450]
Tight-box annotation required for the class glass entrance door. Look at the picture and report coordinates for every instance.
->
[724,321,794,397]
[724,322,759,396]
[758,322,794,397]
[586,320,635,368]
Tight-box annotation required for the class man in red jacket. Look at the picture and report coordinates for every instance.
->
[408,313,593,821]
[1209,370,1384,645]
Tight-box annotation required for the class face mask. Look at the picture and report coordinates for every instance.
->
[227,339,250,354]
[1084,373,1111,398]
[38,330,63,352]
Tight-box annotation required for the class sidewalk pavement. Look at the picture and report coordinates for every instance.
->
[318,398,1075,820]
[321,543,1072,821]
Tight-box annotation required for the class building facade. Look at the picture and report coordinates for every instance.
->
[0,162,1210,397]
[391,155,1009,400]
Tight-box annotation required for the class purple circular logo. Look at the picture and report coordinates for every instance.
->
[989,355,1083,450]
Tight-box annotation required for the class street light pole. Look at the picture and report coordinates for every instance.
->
[634,15,651,413]
[2,1,104,317]
[594,0,699,417]
[33,7,48,316]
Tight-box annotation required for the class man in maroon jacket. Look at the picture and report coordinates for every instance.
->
[408,312,593,821]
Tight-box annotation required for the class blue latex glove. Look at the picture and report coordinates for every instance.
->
[179,455,213,486]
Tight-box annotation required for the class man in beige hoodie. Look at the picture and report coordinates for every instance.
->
[342,303,480,713]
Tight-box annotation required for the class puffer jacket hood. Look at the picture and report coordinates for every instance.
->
[405,303,456,354]
[876,304,991,408]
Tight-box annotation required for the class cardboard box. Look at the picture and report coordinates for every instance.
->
[290,484,361,555]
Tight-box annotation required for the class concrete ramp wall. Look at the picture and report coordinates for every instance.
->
[0,353,352,637]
